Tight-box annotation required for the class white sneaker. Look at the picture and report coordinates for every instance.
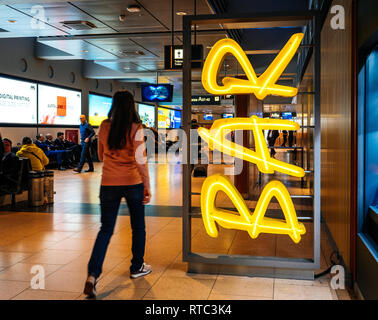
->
[83,275,97,298]
[130,263,152,279]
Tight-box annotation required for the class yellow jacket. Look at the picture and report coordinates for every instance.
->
[16,144,49,171]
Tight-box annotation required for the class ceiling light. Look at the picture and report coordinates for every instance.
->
[176,11,187,16]
[123,67,130,70]
[7,20,16,23]
[127,5,141,13]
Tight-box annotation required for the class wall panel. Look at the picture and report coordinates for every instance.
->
[320,0,353,271]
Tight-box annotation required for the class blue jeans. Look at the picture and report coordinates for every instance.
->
[88,183,146,278]
[78,142,93,171]
[46,150,67,166]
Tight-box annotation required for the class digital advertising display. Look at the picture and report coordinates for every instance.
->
[282,112,293,120]
[138,103,155,128]
[141,84,173,102]
[222,113,234,118]
[158,107,181,129]
[38,84,82,125]
[203,114,213,121]
[170,110,182,128]
[0,76,37,124]
[89,93,112,127]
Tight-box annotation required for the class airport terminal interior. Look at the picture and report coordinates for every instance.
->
[0,0,377,301]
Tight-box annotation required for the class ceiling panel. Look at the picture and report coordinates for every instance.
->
[0,4,67,37]
[37,38,119,59]
[139,0,214,30]
[71,0,167,33]
[9,2,119,35]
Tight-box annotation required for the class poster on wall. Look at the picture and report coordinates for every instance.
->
[0,76,37,124]
[38,84,82,125]
[89,93,112,126]
[138,103,155,128]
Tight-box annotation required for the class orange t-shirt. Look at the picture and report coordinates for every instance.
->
[98,120,150,190]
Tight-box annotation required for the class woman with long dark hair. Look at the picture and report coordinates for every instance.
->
[84,91,151,298]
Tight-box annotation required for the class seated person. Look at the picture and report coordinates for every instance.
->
[16,137,49,171]
[35,133,68,170]
[54,132,80,167]
[0,138,21,192]
[45,133,58,150]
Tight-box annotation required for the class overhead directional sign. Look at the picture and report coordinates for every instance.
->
[191,95,221,105]
[165,45,203,70]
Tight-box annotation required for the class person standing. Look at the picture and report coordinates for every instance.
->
[84,91,151,298]
[267,130,279,157]
[281,130,288,147]
[288,130,295,147]
[74,115,95,173]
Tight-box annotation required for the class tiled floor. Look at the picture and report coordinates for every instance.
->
[0,212,353,300]
[0,152,354,300]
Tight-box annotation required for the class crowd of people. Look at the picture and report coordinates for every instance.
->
[0,115,97,176]
[267,129,296,157]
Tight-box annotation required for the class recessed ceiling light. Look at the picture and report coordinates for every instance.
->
[176,11,187,16]
[8,20,16,23]
[127,5,141,13]
[123,66,130,70]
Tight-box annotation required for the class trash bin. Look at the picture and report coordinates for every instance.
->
[28,171,44,207]
[43,170,54,204]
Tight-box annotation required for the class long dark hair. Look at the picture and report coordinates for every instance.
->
[107,91,141,150]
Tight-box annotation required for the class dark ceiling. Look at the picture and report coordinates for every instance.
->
[0,0,312,104]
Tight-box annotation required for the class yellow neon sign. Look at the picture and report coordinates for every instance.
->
[201,33,304,100]
[198,116,305,178]
[201,174,306,243]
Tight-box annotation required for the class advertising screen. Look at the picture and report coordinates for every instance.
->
[141,84,173,102]
[282,112,293,120]
[203,114,213,121]
[158,107,181,129]
[138,103,155,128]
[89,93,112,126]
[222,113,234,118]
[158,107,171,128]
[0,76,37,124]
[170,110,182,128]
[38,84,81,125]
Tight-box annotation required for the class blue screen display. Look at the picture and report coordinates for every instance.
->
[282,112,293,120]
[222,113,233,118]
[142,84,173,102]
[170,110,182,128]
[203,114,213,120]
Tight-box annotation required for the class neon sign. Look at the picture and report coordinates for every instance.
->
[199,34,306,243]
[201,33,304,100]
[198,116,305,178]
[201,174,306,243]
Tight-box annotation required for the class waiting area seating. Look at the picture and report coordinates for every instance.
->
[0,157,31,206]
